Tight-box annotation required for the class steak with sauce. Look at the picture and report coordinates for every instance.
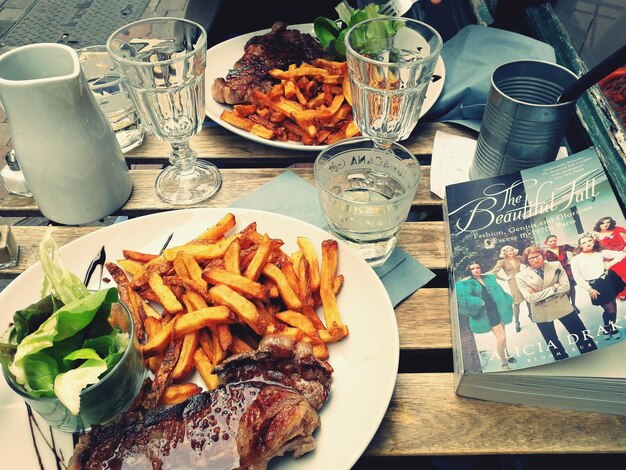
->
[69,382,318,470]
[69,337,333,470]
[211,22,327,105]
[214,336,333,410]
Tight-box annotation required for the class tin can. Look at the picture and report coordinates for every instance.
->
[470,60,578,179]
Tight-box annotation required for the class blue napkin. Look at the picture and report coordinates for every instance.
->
[230,171,435,307]
[424,25,556,130]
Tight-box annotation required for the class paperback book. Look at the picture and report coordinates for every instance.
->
[444,147,626,415]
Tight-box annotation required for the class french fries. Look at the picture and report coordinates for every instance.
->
[320,240,347,336]
[162,235,240,261]
[219,60,360,145]
[105,262,146,343]
[170,331,199,381]
[174,306,233,338]
[159,383,202,405]
[143,339,183,409]
[203,268,268,300]
[244,234,273,281]
[148,272,184,314]
[262,263,302,311]
[194,348,220,390]
[108,212,350,410]
[209,284,265,335]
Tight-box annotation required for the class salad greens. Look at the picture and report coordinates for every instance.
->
[39,228,90,304]
[0,230,128,415]
[314,2,402,59]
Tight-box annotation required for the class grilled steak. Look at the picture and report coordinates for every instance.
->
[69,337,333,469]
[214,336,334,410]
[69,382,319,470]
[212,22,327,104]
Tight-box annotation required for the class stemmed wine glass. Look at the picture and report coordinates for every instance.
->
[107,17,221,204]
[312,18,442,266]
[344,17,442,148]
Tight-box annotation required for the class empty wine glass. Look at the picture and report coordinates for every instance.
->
[107,17,221,204]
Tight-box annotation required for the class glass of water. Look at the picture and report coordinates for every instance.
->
[107,17,221,204]
[314,137,421,267]
[345,17,442,146]
[77,45,145,153]
[330,17,439,266]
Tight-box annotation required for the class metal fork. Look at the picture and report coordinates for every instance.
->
[83,246,106,290]
[82,232,173,291]
[378,0,419,17]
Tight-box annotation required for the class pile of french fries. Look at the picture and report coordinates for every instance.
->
[106,213,349,408]
[220,59,360,145]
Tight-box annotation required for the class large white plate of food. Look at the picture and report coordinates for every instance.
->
[0,208,399,469]
[206,22,445,152]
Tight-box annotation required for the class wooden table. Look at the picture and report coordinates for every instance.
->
[2,122,626,467]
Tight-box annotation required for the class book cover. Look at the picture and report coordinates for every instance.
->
[444,148,626,376]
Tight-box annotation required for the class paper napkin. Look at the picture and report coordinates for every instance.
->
[230,171,435,306]
[424,24,557,130]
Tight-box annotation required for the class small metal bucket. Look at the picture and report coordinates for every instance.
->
[469,60,578,179]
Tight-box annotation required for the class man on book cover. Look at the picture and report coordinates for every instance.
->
[516,246,598,361]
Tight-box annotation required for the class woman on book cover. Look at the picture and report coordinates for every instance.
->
[516,246,597,361]
[609,257,626,300]
[488,246,525,333]
[544,234,578,312]
[456,262,517,370]
[593,216,626,251]
[570,233,626,339]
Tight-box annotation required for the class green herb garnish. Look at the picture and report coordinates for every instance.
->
[313,2,402,59]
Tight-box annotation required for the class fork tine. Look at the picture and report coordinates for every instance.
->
[159,232,175,255]
[379,5,395,16]
[83,246,106,287]
[380,3,397,16]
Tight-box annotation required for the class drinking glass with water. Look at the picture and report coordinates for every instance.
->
[314,137,420,267]
[77,45,145,153]
[317,17,439,266]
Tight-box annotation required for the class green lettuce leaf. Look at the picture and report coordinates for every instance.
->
[21,351,59,397]
[313,17,341,48]
[0,295,61,370]
[1,232,126,416]
[348,8,371,28]
[9,288,118,387]
[311,2,399,59]
[51,333,90,372]
[107,331,129,368]
[81,335,114,359]
[82,330,129,369]
[335,0,354,24]
[8,295,59,345]
[39,229,89,305]
[55,348,108,415]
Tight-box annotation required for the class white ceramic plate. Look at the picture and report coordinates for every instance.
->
[205,23,446,152]
[0,208,399,470]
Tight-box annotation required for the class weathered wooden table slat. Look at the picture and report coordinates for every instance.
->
[367,374,626,456]
[123,122,476,164]
[0,167,442,215]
